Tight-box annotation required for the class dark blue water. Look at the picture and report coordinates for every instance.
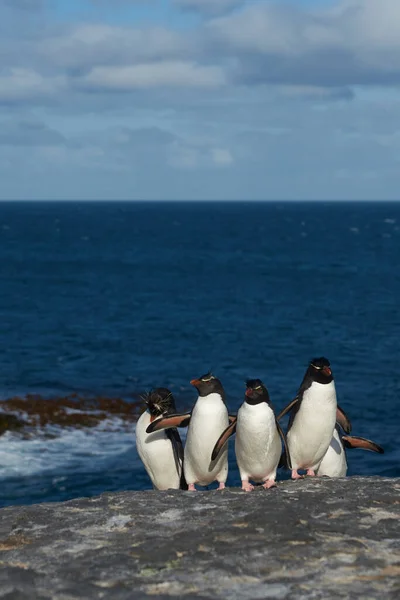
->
[0,201,399,507]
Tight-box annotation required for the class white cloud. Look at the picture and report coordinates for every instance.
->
[168,140,234,170]
[2,1,400,199]
[37,24,188,70]
[209,3,303,56]
[0,68,65,102]
[79,61,226,90]
[3,0,400,106]
[209,0,400,85]
[211,147,233,166]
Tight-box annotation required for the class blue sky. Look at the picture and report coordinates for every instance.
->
[1,0,400,200]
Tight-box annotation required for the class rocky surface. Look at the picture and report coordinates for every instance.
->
[0,477,398,599]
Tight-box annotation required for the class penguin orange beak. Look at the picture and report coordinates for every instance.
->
[323,366,331,376]
[245,388,252,397]
[190,378,200,387]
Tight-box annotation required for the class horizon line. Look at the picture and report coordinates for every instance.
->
[1,199,400,203]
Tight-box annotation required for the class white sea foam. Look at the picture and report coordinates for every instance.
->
[0,419,136,480]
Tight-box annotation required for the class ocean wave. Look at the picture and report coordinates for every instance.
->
[0,418,137,480]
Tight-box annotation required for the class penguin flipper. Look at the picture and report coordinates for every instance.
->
[276,397,299,422]
[146,413,191,434]
[276,419,292,469]
[211,418,237,462]
[228,414,237,423]
[336,405,352,434]
[342,435,384,454]
[166,428,188,490]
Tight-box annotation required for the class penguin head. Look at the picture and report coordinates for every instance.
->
[142,387,177,419]
[309,357,333,383]
[190,372,225,398]
[245,379,270,405]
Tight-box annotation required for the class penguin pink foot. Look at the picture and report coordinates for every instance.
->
[217,482,226,490]
[262,479,277,489]
[188,483,197,492]
[241,481,254,492]
[306,469,316,477]
[291,470,303,480]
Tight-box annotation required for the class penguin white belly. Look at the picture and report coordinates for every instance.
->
[136,412,182,490]
[287,381,337,471]
[184,394,229,486]
[317,428,347,477]
[235,403,281,483]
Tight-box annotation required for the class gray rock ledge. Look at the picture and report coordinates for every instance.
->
[0,477,399,599]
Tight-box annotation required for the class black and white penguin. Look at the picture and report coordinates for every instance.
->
[212,379,291,491]
[317,425,384,477]
[147,372,231,491]
[136,388,187,490]
[278,357,351,479]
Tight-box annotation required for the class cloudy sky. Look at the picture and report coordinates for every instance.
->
[1,0,399,200]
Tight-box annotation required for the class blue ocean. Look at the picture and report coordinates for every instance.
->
[0,201,399,507]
